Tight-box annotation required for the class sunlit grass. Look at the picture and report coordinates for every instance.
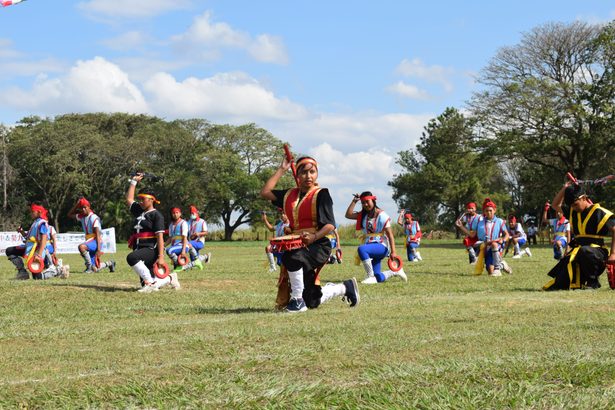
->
[1,240,615,408]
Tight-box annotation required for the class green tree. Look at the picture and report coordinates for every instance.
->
[389,108,507,230]
[203,123,287,240]
[470,21,615,181]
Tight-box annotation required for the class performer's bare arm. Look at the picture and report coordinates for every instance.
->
[551,182,571,215]
[260,158,291,201]
[384,226,397,258]
[609,225,615,264]
[301,223,334,246]
[345,195,360,219]
[262,213,274,232]
[94,226,102,257]
[397,210,404,226]
[156,232,165,266]
[334,228,340,249]
[126,173,144,206]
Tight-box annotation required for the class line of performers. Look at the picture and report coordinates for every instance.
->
[6,173,211,290]
[6,155,614,308]
[455,182,615,288]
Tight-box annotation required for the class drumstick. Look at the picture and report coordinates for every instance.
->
[566,172,578,185]
[283,144,299,187]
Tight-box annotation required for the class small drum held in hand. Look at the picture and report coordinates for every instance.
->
[270,235,305,253]
[153,261,170,279]
[28,255,45,274]
[388,255,403,272]
[177,254,189,266]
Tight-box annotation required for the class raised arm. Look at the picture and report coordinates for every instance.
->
[345,195,360,219]
[262,212,274,232]
[126,173,144,207]
[261,158,291,201]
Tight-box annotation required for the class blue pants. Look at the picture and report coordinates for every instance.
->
[553,237,567,259]
[189,240,204,261]
[358,242,389,282]
[406,242,419,261]
[166,244,189,256]
[81,238,98,265]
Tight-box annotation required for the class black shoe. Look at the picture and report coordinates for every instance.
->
[286,298,308,313]
[342,278,360,307]
[108,260,116,273]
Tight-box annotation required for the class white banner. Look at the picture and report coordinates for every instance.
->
[0,228,116,256]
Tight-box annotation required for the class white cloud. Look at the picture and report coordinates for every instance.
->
[386,81,431,100]
[269,111,430,154]
[0,57,148,114]
[171,11,289,65]
[143,71,307,121]
[306,143,401,225]
[78,0,192,18]
[395,58,455,92]
[100,31,150,51]
[0,38,66,77]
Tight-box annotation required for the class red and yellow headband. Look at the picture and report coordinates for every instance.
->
[137,193,160,204]
[296,158,318,172]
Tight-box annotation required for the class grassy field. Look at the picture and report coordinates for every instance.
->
[2,240,615,409]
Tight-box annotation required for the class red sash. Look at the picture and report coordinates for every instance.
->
[128,231,156,249]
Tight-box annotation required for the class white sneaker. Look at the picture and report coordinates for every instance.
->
[394,268,408,282]
[170,272,181,290]
[501,261,513,274]
[416,252,422,261]
[491,269,502,277]
[362,276,378,284]
[524,248,532,257]
[268,265,277,272]
[137,284,159,293]
[59,265,70,279]
[412,259,419,263]
[154,276,171,289]
[206,252,212,264]
[512,254,521,259]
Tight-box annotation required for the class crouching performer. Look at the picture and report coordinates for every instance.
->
[345,192,407,284]
[260,153,360,313]
[6,203,65,280]
[543,180,615,290]
[68,197,115,273]
[126,174,179,292]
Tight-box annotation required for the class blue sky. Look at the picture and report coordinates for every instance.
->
[1,0,613,225]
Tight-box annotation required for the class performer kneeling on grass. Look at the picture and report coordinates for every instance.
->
[187,205,211,266]
[507,215,532,259]
[542,205,571,260]
[543,180,615,290]
[459,198,511,276]
[398,210,422,262]
[260,155,360,313]
[263,209,289,271]
[165,207,202,274]
[68,197,115,273]
[455,202,480,264]
[6,203,66,280]
[126,173,179,292]
[345,192,407,284]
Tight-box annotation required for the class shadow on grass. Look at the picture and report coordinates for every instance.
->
[49,283,136,292]
[196,307,273,315]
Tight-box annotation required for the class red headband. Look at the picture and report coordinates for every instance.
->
[190,205,198,215]
[170,207,181,213]
[466,202,476,209]
[405,213,413,219]
[482,198,496,210]
[360,195,377,201]
[30,204,46,214]
[77,198,90,208]
[296,158,318,172]
[509,217,517,224]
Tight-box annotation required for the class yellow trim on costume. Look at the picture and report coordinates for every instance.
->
[85,233,96,240]
[579,204,599,234]
[172,235,184,240]
[596,206,614,233]
[26,237,37,263]
[474,243,486,275]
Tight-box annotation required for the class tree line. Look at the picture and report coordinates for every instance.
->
[0,114,293,240]
[390,20,615,229]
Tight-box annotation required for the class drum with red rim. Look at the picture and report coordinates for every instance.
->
[28,255,45,274]
[177,254,188,266]
[153,261,170,279]
[388,255,403,272]
[270,234,304,253]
